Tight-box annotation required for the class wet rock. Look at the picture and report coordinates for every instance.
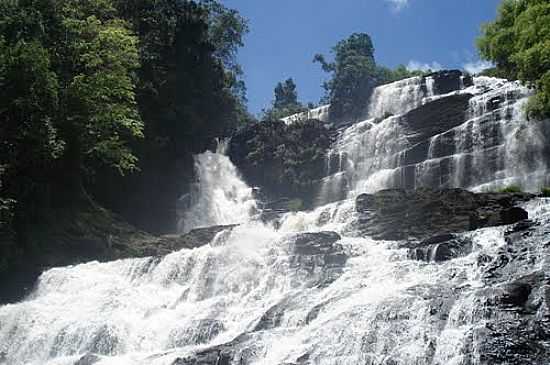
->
[170,319,225,347]
[405,234,473,262]
[253,299,289,331]
[287,231,347,287]
[426,70,471,95]
[135,225,238,257]
[291,231,341,255]
[74,354,100,365]
[355,188,533,241]
[474,207,550,365]
[402,93,473,147]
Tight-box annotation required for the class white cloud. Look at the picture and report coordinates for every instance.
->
[385,0,409,11]
[406,60,443,72]
[462,60,493,74]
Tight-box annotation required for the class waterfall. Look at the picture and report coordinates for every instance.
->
[1,73,550,365]
[2,180,549,364]
[317,75,550,205]
[177,141,258,233]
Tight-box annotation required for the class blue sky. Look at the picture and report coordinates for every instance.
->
[221,0,502,115]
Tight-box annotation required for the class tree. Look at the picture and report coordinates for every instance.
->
[274,78,300,110]
[0,0,143,186]
[314,33,378,121]
[478,0,550,119]
[261,78,306,121]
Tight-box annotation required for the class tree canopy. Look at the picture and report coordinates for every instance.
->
[314,33,429,122]
[262,78,307,121]
[478,0,550,119]
[0,0,251,267]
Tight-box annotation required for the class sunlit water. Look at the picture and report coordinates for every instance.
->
[1,75,549,365]
[2,148,549,364]
[317,76,550,205]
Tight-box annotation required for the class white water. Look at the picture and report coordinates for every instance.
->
[2,74,550,365]
[318,76,550,205]
[2,140,549,364]
[281,105,330,125]
[177,142,258,233]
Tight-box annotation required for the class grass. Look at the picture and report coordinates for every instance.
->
[497,185,522,193]
[541,187,550,197]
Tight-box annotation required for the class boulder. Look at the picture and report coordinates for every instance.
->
[405,233,473,262]
[426,70,472,95]
[355,189,533,241]
[286,231,347,287]
[74,354,100,365]
[134,225,238,257]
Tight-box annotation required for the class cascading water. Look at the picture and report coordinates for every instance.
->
[317,74,550,205]
[177,141,258,233]
[2,73,550,365]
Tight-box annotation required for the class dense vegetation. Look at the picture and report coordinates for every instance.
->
[229,119,331,208]
[261,78,307,121]
[314,33,426,122]
[478,0,550,119]
[0,0,249,274]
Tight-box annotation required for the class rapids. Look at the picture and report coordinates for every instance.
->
[1,73,550,365]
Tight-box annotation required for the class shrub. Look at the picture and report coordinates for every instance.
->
[498,185,522,193]
[540,187,550,197]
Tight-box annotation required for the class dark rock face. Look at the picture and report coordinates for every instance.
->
[404,233,474,262]
[355,189,533,241]
[287,231,347,287]
[0,223,236,304]
[134,225,238,258]
[426,69,473,95]
[228,119,332,208]
[473,213,550,364]
[402,93,473,147]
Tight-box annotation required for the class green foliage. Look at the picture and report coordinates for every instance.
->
[274,78,299,110]
[230,119,331,206]
[498,185,522,193]
[540,187,550,197]
[314,34,430,122]
[314,33,378,121]
[262,78,307,120]
[377,64,428,84]
[0,0,252,266]
[478,0,550,119]
[114,0,250,155]
[0,0,143,180]
[0,38,64,172]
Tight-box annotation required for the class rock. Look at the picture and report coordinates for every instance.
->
[74,354,100,365]
[286,231,347,287]
[228,119,332,208]
[169,319,225,347]
[405,234,473,262]
[0,223,237,304]
[134,225,238,257]
[355,189,533,241]
[291,231,341,255]
[501,207,529,225]
[426,70,470,95]
[473,207,550,364]
[402,93,473,147]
